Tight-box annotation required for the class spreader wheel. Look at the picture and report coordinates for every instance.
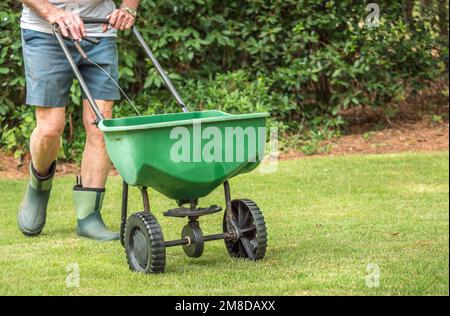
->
[124,212,166,274]
[223,199,267,260]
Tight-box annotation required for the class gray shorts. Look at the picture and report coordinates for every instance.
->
[21,29,120,107]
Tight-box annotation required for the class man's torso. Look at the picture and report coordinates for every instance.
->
[21,0,117,37]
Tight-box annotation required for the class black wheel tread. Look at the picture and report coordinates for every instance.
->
[124,211,166,274]
[224,199,268,260]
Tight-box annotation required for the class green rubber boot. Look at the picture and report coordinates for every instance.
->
[17,161,56,236]
[73,180,119,241]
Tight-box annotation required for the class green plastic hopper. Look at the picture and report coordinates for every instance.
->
[99,111,268,200]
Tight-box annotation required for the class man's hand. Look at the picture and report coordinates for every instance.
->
[103,8,136,32]
[47,8,86,40]
[21,0,86,40]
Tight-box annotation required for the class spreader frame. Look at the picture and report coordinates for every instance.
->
[54,17,268,274]
[119,180,236,250]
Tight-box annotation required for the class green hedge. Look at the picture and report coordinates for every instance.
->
[0,0,448,159]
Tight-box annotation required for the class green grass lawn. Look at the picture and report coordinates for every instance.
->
[0,152,448,296]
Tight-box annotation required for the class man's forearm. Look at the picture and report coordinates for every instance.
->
[21,0,59,22]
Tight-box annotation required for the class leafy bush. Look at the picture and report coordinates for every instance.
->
[0,0,448,159]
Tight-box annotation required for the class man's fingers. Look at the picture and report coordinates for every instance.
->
[63,17,78,40]
[120,15,131,30]
[56,19,69,37]
[65,17,81,40]
[70,17,83,40]
[102,14,112,33]
[125,17,135,30]
[114,11,127,29]
[69,28,80,41]
[120,16,131,30]
[74,15,86,37]
[109,10,119,26]
[55,12,85,40]
[108,9,135,30]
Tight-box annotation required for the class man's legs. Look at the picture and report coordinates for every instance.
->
[74,99,118,241]
[18,107,65,236]
[81,100,113,188]
[31,107,66,175]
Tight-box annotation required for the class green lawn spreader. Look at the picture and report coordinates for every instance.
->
[54,18,269,274]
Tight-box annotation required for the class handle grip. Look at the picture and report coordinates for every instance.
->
[53,19,103,60]
[84,37,100,45]
[82,18,110,24]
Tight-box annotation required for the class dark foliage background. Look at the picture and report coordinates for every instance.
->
[0,0,448,160]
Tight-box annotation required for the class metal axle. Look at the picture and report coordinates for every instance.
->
[164,232,230,248]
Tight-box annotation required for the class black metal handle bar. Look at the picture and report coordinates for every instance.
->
[53,27,104,121]
[82,18,110,24]
[53,18,189,123]
[84,37,100,45]
[131,27,189,113]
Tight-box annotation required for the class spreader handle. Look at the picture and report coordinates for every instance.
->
[82,18,110,24]
[54,18,190,123]
[81,17,189,113]
[132,27,189,113]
